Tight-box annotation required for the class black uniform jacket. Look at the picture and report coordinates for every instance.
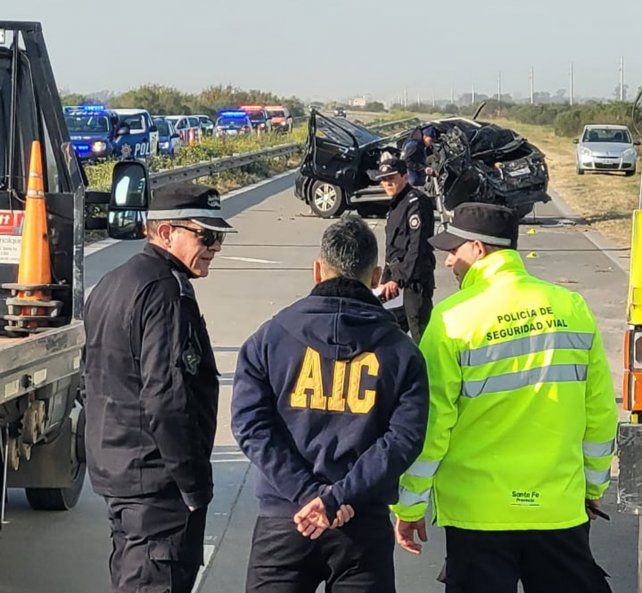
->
[382,184,436,288]
[83,243,218,509]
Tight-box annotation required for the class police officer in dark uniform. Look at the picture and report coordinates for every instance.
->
[400,125,441,189]
[376,154,436,343]
[83,182,235,593]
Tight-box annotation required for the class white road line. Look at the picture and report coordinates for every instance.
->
[547,190,630,273]
[220,256,280,264]
[221,169,297,202]
[85,237,119,255]
[194,544,216,593]
[84,169,298,257]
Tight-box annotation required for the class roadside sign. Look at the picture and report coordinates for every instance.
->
[0,210,24,264]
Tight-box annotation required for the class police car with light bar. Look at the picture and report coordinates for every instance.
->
[64,104,119,160]
[64,105,159,160]
[215,110,253,137]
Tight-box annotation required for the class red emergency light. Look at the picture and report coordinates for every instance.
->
[623,328,642,411]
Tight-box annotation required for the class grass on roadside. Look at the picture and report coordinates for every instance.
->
[495,118,639,247]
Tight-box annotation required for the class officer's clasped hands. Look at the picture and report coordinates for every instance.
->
[293,497,355,540]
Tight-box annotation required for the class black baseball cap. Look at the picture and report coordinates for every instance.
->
[422,125,439,139]
[374,156,408,180]
[430,202,518,251]
[148,182,236,232]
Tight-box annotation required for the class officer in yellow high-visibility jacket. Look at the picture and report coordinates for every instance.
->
[392,203,617,593]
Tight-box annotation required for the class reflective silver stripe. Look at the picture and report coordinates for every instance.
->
[446,225,512,246]
[397,486,431,507]
[461,332,594,367]
[406,460,440,479]
[585,467,611,486]
[147,208,221,220]
[583,440,616,458]
[462,364,588,398]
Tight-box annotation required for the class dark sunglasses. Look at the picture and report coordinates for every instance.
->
[171,224,226,246]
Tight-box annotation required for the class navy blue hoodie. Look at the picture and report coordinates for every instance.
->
[231,277,428,518]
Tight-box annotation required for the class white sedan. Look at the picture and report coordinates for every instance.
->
[574,124,639,176]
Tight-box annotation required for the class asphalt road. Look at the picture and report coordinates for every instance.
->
[0,174,637,593]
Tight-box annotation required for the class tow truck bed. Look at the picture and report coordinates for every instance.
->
[0,321,84,405]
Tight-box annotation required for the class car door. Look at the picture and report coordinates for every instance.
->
[302,112,361,192]
[146,113,159,155]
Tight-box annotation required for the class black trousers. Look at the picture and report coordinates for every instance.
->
[105,485,207,593]
[246,514,396,593]
[444,523,611,593]
[392,283,434,344]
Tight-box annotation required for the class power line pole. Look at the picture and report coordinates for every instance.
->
[497,71,502,115]
[569,62,575,107]
[451,86,455,104]
[620,56,625,101]
[529,66,535,105]
[432,91,436,109]
[472,81,476,105]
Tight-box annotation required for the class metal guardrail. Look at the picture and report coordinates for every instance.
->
[149,117,421,188]
[368,117,421,132]
[150,143,301,189]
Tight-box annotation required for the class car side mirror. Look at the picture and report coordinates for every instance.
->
[149,125,158,133]
[171,133,180,139]
[573,139,579,144]
[115,125,130,137]
[635,140,641,146]
[108,160,150,240]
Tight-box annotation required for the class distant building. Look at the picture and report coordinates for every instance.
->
[350,96,368,108]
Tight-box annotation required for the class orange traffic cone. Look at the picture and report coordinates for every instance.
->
[1,140,63,335]
[17,140,52,300]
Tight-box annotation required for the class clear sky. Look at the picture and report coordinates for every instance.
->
[4,0,642,103]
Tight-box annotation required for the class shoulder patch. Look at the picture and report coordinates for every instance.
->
[409,214,421,230]
[409,197,418,203]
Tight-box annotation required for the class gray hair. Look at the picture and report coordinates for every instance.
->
[320,215,378,282]
[146,218,184,239]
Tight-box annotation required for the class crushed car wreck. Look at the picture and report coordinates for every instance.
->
[295,109,550,218]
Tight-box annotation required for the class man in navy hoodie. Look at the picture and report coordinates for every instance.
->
[232,215,429,593]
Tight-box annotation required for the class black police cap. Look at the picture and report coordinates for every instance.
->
[430,202,519,251]
[374,156,408,180]
[148,182,236,232]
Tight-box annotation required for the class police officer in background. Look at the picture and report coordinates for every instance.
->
[83,182,235,593]
[400,125,441,189]
[377,154,436,343]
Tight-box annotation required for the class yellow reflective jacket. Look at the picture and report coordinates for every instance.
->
[392,249,618,530]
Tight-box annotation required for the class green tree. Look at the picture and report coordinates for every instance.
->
[60,92,94,106]
[110,85,193,115]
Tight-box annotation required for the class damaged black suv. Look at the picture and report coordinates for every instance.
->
[294,110,550,218]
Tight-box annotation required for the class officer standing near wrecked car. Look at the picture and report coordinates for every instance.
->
[83,182,235,593]
[377,154,436,343]
[400,125,441,189]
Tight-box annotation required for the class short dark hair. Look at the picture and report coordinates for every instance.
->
[320,215,378,282]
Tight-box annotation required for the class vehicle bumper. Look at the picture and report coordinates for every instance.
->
[578,156,636,171]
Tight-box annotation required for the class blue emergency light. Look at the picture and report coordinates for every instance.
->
[218,110,247,118]
[65,104,108,116]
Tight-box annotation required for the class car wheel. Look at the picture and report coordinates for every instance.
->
[310,181,345,218]
[625,169,636,177]
[25,463,86,511]
[576,164,584,175]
